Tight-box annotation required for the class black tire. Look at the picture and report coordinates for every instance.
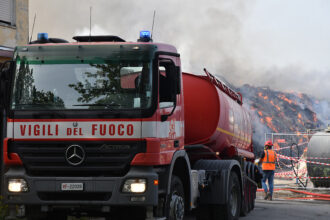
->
[240,164,249,217]
[248,164,256,211]
[199,172,241,220]
[195,205,212,220]
[167,175,185,220]
[219,171,241,220]
[240,180,249,216]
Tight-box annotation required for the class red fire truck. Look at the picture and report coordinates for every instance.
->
[0,31,261,220]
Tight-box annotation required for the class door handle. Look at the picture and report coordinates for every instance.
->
[174,140,179,148]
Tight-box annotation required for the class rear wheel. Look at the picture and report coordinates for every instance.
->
[220,171,241,220]
[240,181,249,216]
[248,164,256,211]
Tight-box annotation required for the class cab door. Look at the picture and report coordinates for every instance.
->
[157,56,184,155]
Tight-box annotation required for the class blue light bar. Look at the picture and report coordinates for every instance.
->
[139,30,151,42]
[37,33,48,41]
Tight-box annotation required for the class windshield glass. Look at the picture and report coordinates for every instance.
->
[11,45,155,110]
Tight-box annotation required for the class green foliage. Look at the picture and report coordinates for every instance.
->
[0,196,8,220]
[69,63,123,104]
[13,60,65,109]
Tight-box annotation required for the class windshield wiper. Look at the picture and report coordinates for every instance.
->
[13,104,64,109]
[72,103,121,108]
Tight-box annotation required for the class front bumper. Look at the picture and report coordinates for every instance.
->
[3,166,158,206]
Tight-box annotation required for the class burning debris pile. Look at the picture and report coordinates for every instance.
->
[238,85,326,152]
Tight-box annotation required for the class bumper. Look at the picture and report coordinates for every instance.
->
[3,166,158,206]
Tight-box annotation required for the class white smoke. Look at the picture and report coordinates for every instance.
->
[29,0,330,101]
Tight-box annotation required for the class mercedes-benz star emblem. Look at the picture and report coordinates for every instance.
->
[65,145,85,166]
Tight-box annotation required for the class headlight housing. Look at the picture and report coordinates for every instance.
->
[8,179,29,192]
[122,179,146,193]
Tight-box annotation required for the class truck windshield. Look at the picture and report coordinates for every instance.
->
[11,45,155,111]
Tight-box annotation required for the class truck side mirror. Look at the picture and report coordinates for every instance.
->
[0,61,14,107]
[0,61,13,80]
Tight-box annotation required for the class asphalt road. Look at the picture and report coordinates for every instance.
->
[184,199,330,220]
[243,199,330,220]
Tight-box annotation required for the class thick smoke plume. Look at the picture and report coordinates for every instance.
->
[29,0,330,101]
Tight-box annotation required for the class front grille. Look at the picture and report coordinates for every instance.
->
[38,192,112,201]
[10,141,146,177]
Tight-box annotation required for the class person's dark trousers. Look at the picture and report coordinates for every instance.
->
[262,170,274,196]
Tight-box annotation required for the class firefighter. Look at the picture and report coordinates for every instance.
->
[260,140,277,200]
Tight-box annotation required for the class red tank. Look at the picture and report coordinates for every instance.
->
[183,71,254,159]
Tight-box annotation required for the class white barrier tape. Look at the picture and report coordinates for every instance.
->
[305,157,330,160]
[273,142,308,151]
[277,154,330,166]
[275,169,307,177]
[284,156,330,160]
[275,176,330,179]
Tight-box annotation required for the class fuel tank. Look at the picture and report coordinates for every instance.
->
[182,72,253,158]
[307,130,330,187]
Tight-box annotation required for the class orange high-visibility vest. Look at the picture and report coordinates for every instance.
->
[262,150,276,170]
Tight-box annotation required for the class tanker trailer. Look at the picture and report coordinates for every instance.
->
[307,128,330,187]
[183,70,260,218]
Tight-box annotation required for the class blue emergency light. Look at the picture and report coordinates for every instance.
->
[37,33,49,41]
[139,30,152,42]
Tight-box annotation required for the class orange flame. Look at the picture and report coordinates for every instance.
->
[270,100,281,111]
[279,94,293,104]
[265,117,278,132]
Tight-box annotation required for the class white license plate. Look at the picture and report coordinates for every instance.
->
[61,183,84,191]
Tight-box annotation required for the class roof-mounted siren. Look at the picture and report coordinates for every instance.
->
[138,30,152,42]
[38,33,48,41]
[29,32,69,44]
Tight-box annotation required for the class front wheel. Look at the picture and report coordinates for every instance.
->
[167,175,185,220]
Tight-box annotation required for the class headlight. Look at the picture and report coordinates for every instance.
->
[8,179,28,192]
[122,179,146,193]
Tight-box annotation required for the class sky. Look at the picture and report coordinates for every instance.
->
[29,0,330,101]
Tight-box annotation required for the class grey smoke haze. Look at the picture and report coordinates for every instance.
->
[29,0,330,101]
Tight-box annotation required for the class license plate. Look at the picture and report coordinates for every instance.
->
[61,183,84,191]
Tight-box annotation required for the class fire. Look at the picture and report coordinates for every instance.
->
[270,100,281,111]
[297,113,304,126]
[258,111,263,116]
[264,117,278,132]
[265,117,272,123]
[279,94,293,104]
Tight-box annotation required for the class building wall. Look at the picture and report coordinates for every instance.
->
[0,0,29,62]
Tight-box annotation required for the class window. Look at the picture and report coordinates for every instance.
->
[0,0,15,26]
[159,60,176,107]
